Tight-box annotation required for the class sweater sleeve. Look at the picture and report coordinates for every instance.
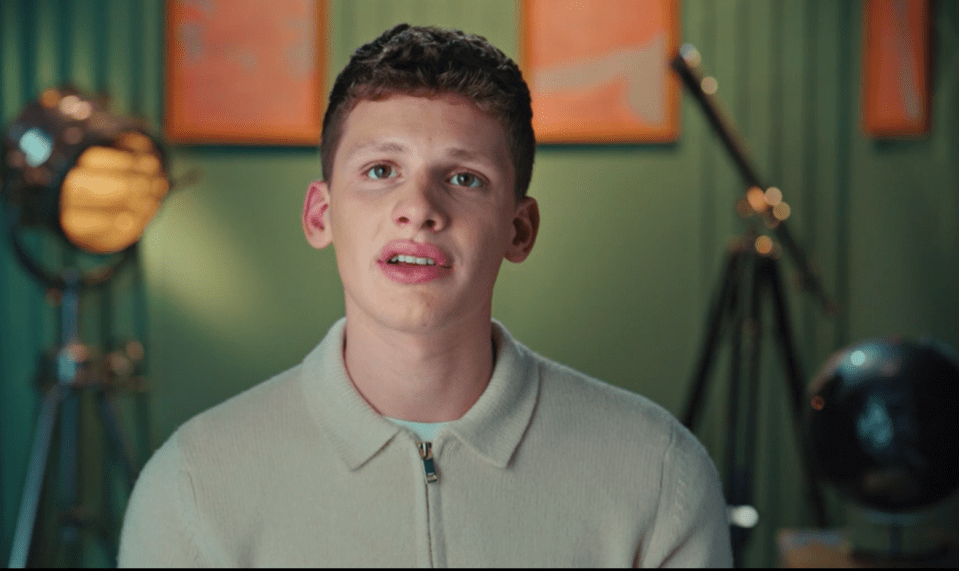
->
[639,422,733,568]
[117,431,219,567]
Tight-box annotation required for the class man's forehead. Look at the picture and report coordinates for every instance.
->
[345,93,490,125]
[338,97,510,161]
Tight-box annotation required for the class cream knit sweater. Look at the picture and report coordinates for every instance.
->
[118,318,732,567]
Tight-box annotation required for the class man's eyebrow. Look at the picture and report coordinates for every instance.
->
[349,141,497,165]
[349,140,408,155]
[446,147,491,162]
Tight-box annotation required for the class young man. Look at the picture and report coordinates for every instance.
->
[119,24,732,567]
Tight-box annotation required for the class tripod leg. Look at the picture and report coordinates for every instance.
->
[8,385,63,569]
[684,248,743,429]
[93,388,138,563]
[59,387,83,567]
[133,388,151,468]
[765,257,829,527]
[728,251,770,568]
[95,389,138,487]
[723,246,757,569]
[741,257,763,485]
[762,258,805,417]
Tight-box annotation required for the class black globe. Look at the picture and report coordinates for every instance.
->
[806,338,959,513]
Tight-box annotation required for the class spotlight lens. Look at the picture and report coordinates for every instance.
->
[20,128,53,167]
[59,133,168,253]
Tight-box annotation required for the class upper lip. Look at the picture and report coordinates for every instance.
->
[379,240,451,267]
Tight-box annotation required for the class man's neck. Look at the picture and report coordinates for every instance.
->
[341,311,495,423]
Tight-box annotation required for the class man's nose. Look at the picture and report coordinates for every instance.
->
[392,171,449,232]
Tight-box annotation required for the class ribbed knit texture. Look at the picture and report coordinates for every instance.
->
[118,318,732,567]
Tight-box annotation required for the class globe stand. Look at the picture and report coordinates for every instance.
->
[846,496,959,564]
[6,219,146,568]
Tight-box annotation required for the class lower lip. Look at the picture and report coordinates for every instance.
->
[378,261,451,284]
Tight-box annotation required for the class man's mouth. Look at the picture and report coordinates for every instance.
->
[379,251,451,284]
[379,240,451,269]
[387,255,437,266]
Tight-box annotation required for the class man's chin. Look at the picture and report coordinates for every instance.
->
[345,303,444,333]
[344,289,492,334]
[382,312,454,335]
[353,306,487,337]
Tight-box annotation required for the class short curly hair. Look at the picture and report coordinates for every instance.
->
[320,24,535,201]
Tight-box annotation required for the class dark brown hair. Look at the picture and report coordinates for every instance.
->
[320,24,535,201]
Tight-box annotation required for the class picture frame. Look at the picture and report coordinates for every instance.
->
[164,0,325,145]
[520,0,680,144]
[862,0,931,138]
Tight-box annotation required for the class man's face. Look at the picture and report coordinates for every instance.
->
[303,93,538,335]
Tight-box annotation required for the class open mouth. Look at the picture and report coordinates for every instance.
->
[379,250,451,284]
[387,255,437,266]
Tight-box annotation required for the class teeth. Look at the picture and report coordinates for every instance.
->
[388,255,436,266]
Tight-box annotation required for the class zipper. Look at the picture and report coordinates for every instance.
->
[415,440,437,567]
[417,441,438,484]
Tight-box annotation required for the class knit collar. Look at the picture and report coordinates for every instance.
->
[299,317,540,471]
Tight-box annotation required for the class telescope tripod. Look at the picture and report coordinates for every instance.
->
[682,228,828,567]
[8,271,143,568]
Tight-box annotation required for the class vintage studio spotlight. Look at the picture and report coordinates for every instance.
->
[1,85,169,567]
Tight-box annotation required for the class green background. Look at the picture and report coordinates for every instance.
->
[2,0,958,566]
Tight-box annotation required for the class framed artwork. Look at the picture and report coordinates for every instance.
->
[862,0,931,138]
[520,0,680,144]
[164,0,325,145]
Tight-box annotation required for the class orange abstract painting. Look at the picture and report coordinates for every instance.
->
[165,0,325,145]
[862,0,931,138]
[521,0,679,143]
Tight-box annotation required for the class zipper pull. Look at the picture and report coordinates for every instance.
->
[417,441,438,484]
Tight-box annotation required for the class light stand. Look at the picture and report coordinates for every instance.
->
[671,45,836,567]
[6,267,142,568]
[1,86,168,567]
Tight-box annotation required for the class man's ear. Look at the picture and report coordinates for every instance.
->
[302,180,333,249]
[505,196,539,263]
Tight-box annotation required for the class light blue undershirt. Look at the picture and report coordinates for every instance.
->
[385,417,449,442]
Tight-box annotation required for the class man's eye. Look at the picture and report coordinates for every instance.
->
[366,165,395,180]
[450,172,483,188]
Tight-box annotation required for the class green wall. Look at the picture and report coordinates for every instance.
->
[2,0,958,567]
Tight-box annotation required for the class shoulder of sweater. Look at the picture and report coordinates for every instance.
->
[174,363,312,457]
[532,349,672,422]
[528,348,705,455]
